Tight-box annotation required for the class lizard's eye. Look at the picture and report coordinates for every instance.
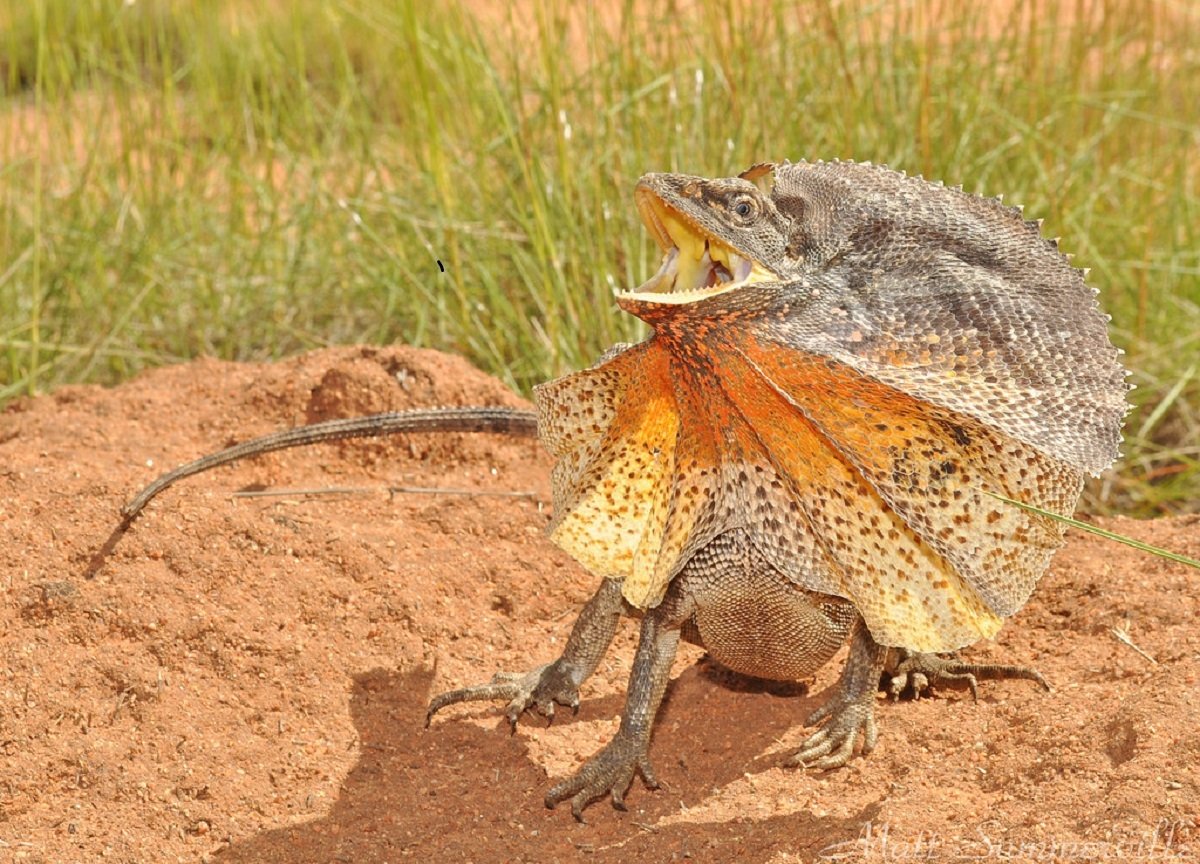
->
[731,196,759,222]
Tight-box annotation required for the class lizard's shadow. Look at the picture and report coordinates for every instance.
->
[82,515,134,579]
[215,664,865,862]
[693,654,811,696]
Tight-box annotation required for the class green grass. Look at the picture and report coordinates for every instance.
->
[2,0,1197,516]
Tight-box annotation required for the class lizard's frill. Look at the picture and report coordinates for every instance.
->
[536,282,1094,652]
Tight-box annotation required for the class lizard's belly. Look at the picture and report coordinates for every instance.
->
[679,532,856,681]
[692,585,851,681]
[672,532,859,681]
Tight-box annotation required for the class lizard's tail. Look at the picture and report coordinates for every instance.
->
[120,406,539,522]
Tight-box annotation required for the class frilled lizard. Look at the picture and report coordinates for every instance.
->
[120,160,1128,820]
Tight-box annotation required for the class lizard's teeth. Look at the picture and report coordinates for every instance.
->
[632,247,679,294]
[734,254,752,282]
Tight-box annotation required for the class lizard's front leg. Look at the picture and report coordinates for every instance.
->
[544,604,682,820]
[426,577,625,729]
[787,617,888,769]
[789,623,1052,769]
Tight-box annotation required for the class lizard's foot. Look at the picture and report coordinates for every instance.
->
[544,732,659,821]
[786,689,878,770]
[785,620,886,770]
[884,649,1050,702]
[425,661,581,731]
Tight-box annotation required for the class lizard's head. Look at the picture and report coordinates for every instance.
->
[622,164,795,306]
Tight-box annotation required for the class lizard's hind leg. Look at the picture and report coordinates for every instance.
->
[426,577,626,730]
[883,649,1050,701]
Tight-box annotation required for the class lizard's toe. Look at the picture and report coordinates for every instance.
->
[425,669,537,727]
[884,650,1049,702]
[787,695,877,770]
[544,734,658,821]
[887,669,929,700]
[427,661,581,730]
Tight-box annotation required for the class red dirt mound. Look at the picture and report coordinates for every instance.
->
[0,346,1195,862]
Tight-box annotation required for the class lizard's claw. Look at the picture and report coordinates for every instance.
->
[884,650,1050,702]
[425,661,581,731]
[786,693,878,770]
[544,733,659,821]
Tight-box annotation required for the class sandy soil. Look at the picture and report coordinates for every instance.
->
[0,345,1196,863]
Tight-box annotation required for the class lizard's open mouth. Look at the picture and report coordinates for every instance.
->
[618,188,777,305]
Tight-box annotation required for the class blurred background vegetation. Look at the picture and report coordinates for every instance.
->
[2,0,1197,516]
